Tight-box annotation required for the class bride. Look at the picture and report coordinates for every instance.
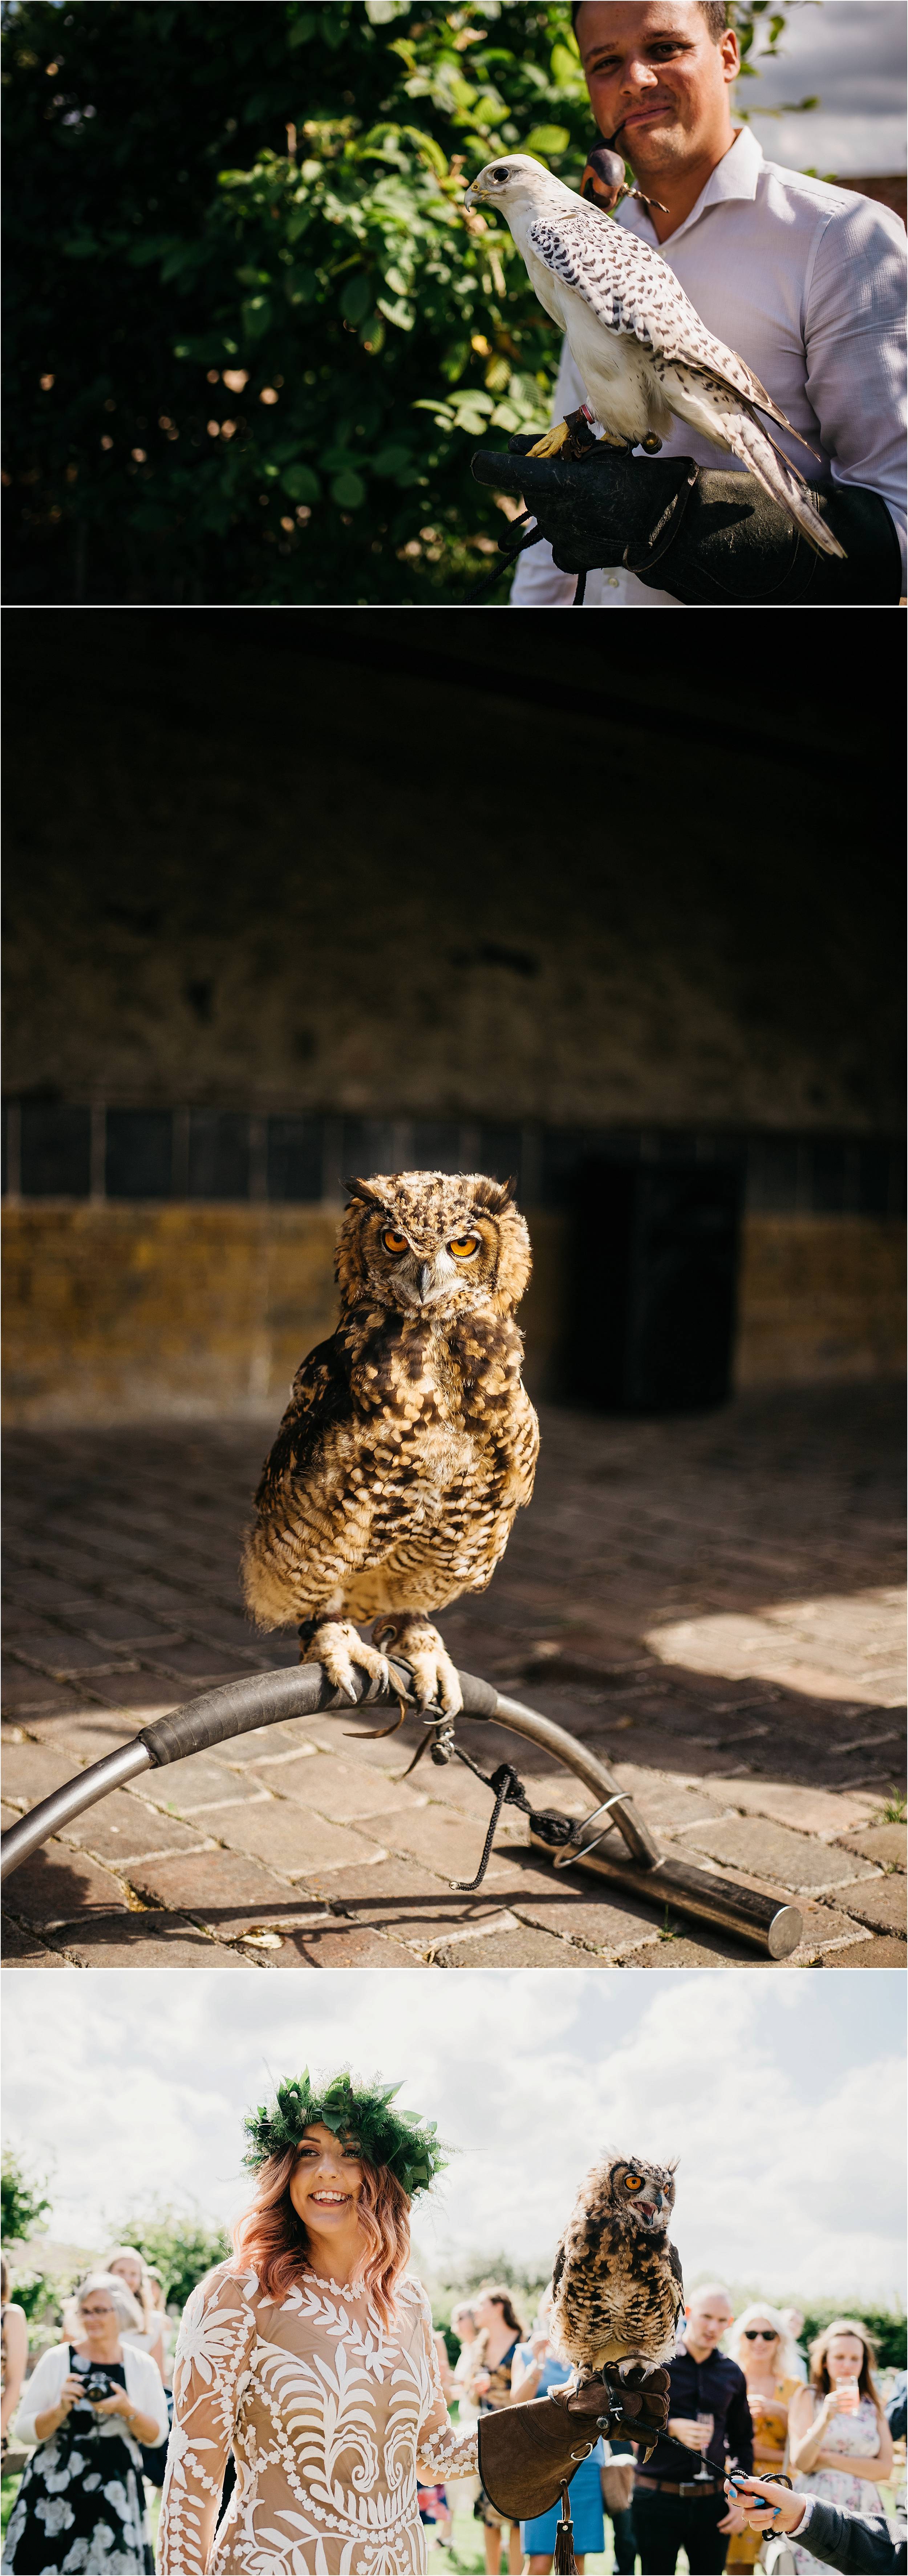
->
[157,2069,478,2575]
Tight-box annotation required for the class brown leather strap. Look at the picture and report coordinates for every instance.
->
[635,2475,718,2499]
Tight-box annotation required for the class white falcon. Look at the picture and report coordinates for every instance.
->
[465,154,845,559]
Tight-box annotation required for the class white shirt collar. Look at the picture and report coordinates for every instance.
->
[621,123,764,248]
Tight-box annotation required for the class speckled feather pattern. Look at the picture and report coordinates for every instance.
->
[528,206,787,418]
[550,2156,684,2374]
[475,157,843,556]
[242,1172,539,1633]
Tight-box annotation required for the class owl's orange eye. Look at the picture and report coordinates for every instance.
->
[624,2175,643,2191]
[449,1235,479,1259]
[382,1230,409,1256]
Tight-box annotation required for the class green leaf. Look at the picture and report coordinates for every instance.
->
[284,267,319,306]
[376,293,414,331]
[372,443,413,475]
[550,44,582,88]
[288,9,315,43]
[340,273,372,326]
[331,467,366,508]
[242,295,273,339]
[522,124,571,158]
[281,462,321,503]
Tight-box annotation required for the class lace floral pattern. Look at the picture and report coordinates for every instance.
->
[157,2265,477,2575]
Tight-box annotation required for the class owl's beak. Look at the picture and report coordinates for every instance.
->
[418,1263,432,1303]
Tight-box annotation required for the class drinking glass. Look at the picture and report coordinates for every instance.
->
[837,2379,860,2415]
[693,2413,715,2481]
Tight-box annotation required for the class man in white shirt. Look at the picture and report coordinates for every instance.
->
[504,0,905,607]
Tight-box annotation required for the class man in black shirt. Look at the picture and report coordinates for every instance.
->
[633,2284,753,2574]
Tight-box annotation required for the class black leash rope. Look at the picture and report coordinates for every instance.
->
[465,514,545,602]
[392,1709,607,1893]
[446,1743,575,1892]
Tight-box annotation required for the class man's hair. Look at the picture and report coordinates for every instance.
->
[572,3,729,35]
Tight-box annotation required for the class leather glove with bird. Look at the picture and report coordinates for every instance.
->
[477,2366,672,2522]
[472,434,901,605]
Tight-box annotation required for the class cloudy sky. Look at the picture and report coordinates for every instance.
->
[3,1968,905,2309]
[737,2,905,177]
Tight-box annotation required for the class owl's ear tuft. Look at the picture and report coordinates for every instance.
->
[345,1176,386,1211]
[471,1174,516,1216]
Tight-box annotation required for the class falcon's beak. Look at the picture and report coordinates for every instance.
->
[463,183,478,209]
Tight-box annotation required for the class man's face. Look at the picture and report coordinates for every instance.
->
[574,3,739,177]
[685,2292,733,2354]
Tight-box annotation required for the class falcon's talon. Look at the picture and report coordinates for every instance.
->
[527,420,574,460]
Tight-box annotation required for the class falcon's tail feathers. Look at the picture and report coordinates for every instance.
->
[732,408,847,559]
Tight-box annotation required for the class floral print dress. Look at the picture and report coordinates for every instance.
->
[791,2398,887,2576]
[157,2263,477,2576]
[2,2352,153,2575]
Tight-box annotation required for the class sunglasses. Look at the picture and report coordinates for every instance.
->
[743,2330,778,2342]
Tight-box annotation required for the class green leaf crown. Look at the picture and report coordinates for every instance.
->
[241,2067,448,2200]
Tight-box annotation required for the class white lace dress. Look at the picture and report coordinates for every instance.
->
[791,2398,887,2576]
[157,2263,478,2576]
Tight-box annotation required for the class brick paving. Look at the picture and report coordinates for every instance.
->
[1,1385,904,1972]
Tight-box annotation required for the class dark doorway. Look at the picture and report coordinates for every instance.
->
[568,1157,744,1412]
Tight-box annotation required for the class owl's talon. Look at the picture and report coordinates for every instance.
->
[307,1618,396,1709]
[372,1617,463,1717]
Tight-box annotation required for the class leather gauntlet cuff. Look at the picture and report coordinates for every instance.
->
[477,2369,671,2520]
[471,441,901,606]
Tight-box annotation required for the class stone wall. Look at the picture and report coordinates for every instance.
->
[3,615,903,1422]
[4,1202,903,1426]
[4,614,901,1133]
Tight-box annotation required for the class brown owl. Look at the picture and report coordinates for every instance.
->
[242,1170,539,1713]
[550,2154,684,2377]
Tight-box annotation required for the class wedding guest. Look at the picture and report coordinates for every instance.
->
[467,2285,527,2576]
[723,2473,907,2572]
[512,2297,608,2573]
[0,2260,28,2460]
[784,2312,810,2384]
[450,2303,481,2507]
[789,2322,893,2576]
[2,2271,166,2575]
[102,2246,165,2380]
[633,2283,753,2574]
[723,2304,801,2572]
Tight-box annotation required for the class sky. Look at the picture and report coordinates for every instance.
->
[3,1968,905,2309]
[736,2,906,178]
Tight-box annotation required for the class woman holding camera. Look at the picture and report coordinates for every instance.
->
[1,2270,168,2574]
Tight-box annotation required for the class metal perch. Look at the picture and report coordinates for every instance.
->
[0,1662,802,1959]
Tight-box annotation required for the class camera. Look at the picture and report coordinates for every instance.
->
[82,2371,112,2404]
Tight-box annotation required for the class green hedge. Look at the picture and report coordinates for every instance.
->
[3,0,795,604]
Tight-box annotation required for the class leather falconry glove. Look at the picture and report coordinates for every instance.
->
[478,2366,671,2523]
[472,436,901,606]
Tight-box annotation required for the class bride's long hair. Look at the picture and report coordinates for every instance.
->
[233,2149,411,2326]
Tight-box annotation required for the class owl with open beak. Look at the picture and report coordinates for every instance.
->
[550,2152,684,2377]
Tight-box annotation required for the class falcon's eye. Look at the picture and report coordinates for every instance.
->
[449,1234,479,1259]
[382,1230,409,1255]
[624,2174,644,2192]
[491,165,510,182]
